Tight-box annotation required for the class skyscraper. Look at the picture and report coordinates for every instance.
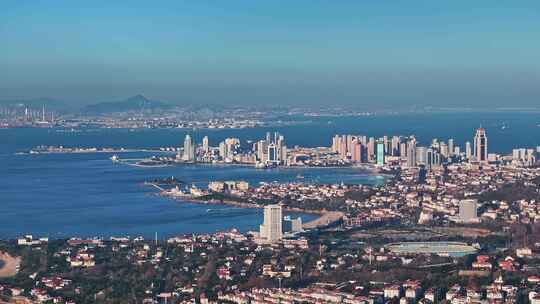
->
[267,143,278,164]
[219,141,226,159]
[391,136,400,156]
[351,139,362,163]
[465,141,472,160]
[202,136,209,153]
[260,204,283,242]
[221,138,233,160]
[281,145,288,165]
[376,140,385,166]
[474,127,488,163]
[416,146,427,166]
[440,142,449,159]
[346,135,354,156]
[430,149,441,168]
[331,135,341,153]
[406,138,417,167]
[256,140,267,162]
[182,134,195,162]
[359,135,367,146]
[339,135,348,159]
[400,142,407,159]
[367,137,375,162]
[426,148,434,171]
[264,132,286,166]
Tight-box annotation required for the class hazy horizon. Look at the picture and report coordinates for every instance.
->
[2,1,540,107]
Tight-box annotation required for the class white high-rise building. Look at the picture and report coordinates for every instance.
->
[182,134,195,162]
[448,138,454,157]
[219,142,226,159]
[202,136,209,153]
[416,146,427,166]
[391,136,401,156]
[218,137,240,161]
[465,141,472,160]
[331,135,342,153]
[260,204,283,242]
[400,142,407,159]
[256,140,267,162]
[440,142,449,159]
[459,199,478,223]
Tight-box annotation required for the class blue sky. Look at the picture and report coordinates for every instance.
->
[1,1,540,107]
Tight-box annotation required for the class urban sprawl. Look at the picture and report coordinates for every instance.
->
[157,127,536,170]
[2,127,540,304]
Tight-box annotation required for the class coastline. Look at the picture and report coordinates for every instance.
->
[19,148,173,155]
[0,252,20,278]
[167,195,344,229]
[22,147,388,174]
[139,161,383,171]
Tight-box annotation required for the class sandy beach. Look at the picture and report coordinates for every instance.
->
[302,211,344,229]
[0,252,21,278]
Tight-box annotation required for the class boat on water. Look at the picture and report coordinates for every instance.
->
[110,154,120,162]
[296,174,305,179]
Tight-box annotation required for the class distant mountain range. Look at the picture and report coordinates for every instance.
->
[0,95,170,114]
[83,94,170,114]
[0,97,71,111]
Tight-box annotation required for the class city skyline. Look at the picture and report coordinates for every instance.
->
[2,117,540,303]
[177,127,505,169]
[3,3,540,303]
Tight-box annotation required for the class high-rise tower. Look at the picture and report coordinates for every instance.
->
[351,139,362,163]
[376,140,385,166]
[448,138,454,157]
[474,128,488,163]
[260,204,283,242]
[183,134,195,161]
[202,136,209,153]
[465,141,472,160]
[264,132,286,166]
[406,137,417,167]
